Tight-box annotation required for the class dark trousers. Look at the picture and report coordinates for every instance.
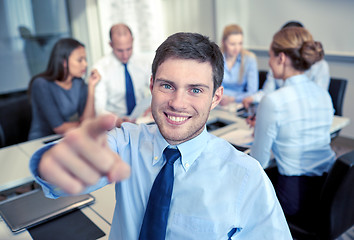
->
[266,167,327,231]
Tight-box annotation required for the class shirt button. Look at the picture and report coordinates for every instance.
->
[185,163,190,168]
[154,156,158,160]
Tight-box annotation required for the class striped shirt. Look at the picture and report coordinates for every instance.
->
[251,74,335,176]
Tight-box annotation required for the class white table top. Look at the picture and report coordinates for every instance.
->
[90,183,116,224]
[210,108,351,139]
[0,145,33,192]
[0,134,112,240]
[331,115,350,134]
[17,135,61,158]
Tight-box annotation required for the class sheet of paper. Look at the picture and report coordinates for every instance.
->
[219,128,254,147]
[129,96,152,119]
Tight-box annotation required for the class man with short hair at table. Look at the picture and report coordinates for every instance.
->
[30,32,292,239]
[93,23,150,125]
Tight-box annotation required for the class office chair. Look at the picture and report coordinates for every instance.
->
[258,70,268,90]
[0,92,32,148]
[328,78,347,138]
[328,78,347,116]
[0,123,5,148]
[289,150,354,240]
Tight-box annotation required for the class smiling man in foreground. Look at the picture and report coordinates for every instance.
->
[30,32,292,239]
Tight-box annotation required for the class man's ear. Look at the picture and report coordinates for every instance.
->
[149,76,154,93]
[109,41,113,49]
[211,86,223,110]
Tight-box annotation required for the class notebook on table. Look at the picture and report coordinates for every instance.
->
[0,189,95,232]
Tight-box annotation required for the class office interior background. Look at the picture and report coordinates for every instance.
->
[1,0,353,139]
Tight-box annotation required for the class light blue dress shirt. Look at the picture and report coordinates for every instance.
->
[222,53,259,102]
[252,59,330,103]
[30,123,292,239]
[251,74,335,176]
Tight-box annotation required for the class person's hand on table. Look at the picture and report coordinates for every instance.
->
[38,114,131,195]
[242,96,254,109]
[246,115,256,128]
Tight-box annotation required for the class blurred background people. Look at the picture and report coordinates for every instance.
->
[219,24,258,105]
[243,21,330,109]
[28,38,100,140]
[93,23,151,126]
[250,27,335,230]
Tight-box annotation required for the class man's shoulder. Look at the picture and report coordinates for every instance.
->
[94,53,119,69]
[129,57,151,74]
[108,123,158,141]
[205,134,262,171]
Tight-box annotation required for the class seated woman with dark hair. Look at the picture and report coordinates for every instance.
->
[28,38,100,140]
[250,27,335,230]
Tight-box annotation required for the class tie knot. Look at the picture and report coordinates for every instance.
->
[163,148,180,165]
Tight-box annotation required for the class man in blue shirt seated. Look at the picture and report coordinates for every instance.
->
[30,32,292,239]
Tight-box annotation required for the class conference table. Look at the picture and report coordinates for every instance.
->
[0,135,113,240]
[0,108,350,239]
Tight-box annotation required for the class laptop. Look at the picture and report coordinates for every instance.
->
[0,189,95,232]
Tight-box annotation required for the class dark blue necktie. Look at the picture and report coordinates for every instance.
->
[139,147,181,240]
[124,63,136,115]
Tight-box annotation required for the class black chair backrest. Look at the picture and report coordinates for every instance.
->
[328,78,347,116]
[0,92,32,148]
[320,150,354,240]
[258,70,268,90]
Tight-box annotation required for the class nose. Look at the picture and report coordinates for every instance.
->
[83,59,88,68]
[168,90,187,111]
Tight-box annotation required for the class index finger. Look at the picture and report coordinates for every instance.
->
[83,114,117,139]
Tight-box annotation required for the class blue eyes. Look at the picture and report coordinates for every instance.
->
[161,83,201,94]
[162,84,172,90]
[191,88,201,94]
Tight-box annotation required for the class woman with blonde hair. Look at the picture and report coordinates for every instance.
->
[220,24,258,105]
[250,27,335,231]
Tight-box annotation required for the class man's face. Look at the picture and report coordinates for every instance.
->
[150,58,223,145]
[110,35,133,64]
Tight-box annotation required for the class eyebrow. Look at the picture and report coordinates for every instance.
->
[155,78,210,90]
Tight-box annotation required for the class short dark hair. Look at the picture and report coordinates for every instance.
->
[151,32,224,94]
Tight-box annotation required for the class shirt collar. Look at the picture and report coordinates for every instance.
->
[284,74,309,87]
[152,126,209,172]
[223,54,242,71]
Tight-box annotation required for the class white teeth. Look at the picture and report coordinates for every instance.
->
[168,115,188,122]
